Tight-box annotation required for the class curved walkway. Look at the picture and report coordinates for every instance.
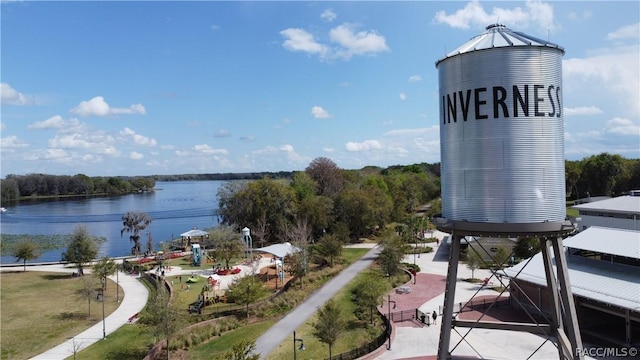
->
[0,264,149,360]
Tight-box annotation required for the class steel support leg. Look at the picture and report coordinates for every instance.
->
[541,238,565,360]
[438,233,461,360]
[552,236,584,359]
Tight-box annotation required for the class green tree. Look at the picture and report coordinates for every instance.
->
[492,246,510,268]
[314,233,344,267]
[61,225,99,276]
[121,211,152,256]
[214,339,260,360]
[312,299,347,359]
[218,178,296,244]
[11,239,40,271]
[334,188,377,239]
[210,225,244,269]
[378,231,405,277]
[514,237,541,260]
[578,153,625,196]
[352,271,388,324]
[93,256,116,290]
[226,275,267,318]
[465,248,482,280]
[139,285,183,360]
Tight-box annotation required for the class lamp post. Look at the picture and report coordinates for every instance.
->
[387,294,397,350]
[101,277,106,339]
[293,331,305,360]
[116,263,120,303]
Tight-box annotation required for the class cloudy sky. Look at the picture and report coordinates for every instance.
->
[1,1,638,177]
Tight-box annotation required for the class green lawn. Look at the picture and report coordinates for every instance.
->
[188,320,276,359]
[0,271,121,360]
[9,246,377,360]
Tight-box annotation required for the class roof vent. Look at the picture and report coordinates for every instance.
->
[486,24,505,30]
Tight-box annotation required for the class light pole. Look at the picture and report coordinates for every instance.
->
[387,294,397,350]
[293,331,305,360]
[116,263,120,303]
[101,277,106,339]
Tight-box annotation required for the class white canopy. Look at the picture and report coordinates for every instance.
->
[255,242,300,258]
[180,229,209,238]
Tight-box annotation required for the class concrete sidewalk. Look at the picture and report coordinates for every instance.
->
[1,264,149,360]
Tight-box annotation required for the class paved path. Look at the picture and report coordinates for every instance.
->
[1,263,149,360]
[254,245,381,359]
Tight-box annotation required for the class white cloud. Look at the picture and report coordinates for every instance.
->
[70,96,146,117]
[193,144,228,155]
[564,106,603,116]
[321,9,337,22]
[1,83,34,105]
[49,132,118,155]
[311,106,332,119]
[399,93,406,101]
[329,24,389,60]
[214,129,230,137]
[24,148,69,161]
[281,23,389,61]
[239,135,255,142]
[129,151,144,160]
[564,44,639,116]
[119,127,157,146]
[28,115,67,129]
[434,0,556,32]
[408,75,422,83]
[323,147,335,153]
[568,10,592,22]
[345,139,382,152]
[280,28,329,56]
[606,118,640,136]
[0,135,29,149]
[607,23,640,41]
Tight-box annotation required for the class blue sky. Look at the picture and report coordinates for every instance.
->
[1,1,638,177]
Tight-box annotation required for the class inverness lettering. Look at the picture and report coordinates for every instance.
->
[442,84,562,124]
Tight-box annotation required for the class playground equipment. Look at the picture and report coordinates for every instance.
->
[192,243,202,267]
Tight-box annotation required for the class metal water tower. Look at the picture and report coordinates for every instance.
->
[435,24,583,360]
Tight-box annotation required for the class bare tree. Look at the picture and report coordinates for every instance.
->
[284,219,312,288]
[251,212,269,248]
[305,157,344,197]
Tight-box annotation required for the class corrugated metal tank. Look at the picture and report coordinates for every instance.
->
[436,24,566,224]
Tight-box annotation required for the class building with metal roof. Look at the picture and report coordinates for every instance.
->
[572,195,640,231]
[505,226,640,347]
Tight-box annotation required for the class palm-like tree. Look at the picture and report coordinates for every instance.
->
[121,211,152,256]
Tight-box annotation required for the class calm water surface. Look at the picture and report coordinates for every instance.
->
[0,181,224,263]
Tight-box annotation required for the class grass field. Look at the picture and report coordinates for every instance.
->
[0,271,121,360]
[2,247,377,359]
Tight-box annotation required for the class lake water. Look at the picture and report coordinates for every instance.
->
[0,181,224,263]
